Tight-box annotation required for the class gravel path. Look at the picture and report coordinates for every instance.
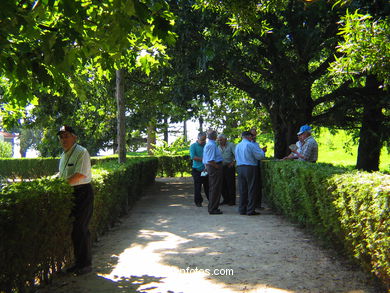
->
[38,177,382,293]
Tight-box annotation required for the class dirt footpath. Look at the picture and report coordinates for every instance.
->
[38,177,382,293]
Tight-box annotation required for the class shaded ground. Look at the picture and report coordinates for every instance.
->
[38,177,382,293]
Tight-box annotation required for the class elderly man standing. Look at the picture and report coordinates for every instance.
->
[217,134,236,206]
[203,130,224,215]
[58,125,94,275]
[235,131,265,216]
[291,125,318,162]
[190,132,209,207]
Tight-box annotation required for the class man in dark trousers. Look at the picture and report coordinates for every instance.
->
[203,130,224,215]
[235,131,265,216]
[190,132,209,207]
[58,125,94,275]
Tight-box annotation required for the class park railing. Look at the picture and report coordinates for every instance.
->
[261,160,389,289]
[0,156,158,293]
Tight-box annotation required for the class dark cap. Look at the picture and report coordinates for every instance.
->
[57,125,76,135]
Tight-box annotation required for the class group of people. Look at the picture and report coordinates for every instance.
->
[190,124,318,216]
[55,123,318,276]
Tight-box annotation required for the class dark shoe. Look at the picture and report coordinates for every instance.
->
[195,202,202,207]
[247,211,260,216]
[75,266,92,276]
[239,212,246,215]
[220,201,228,205]
[65,264,79,273]
[209,210,223,215]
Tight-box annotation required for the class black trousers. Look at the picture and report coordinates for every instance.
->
[221,165,236,205]
[206,163,223,213]
[72,183,94,268]
[237,165,258,214]
[191,168,209,204]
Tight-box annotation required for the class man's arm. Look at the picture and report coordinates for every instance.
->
[67,173,87,185]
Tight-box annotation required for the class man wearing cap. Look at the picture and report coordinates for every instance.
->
[235,131,265,215]
[58,125,94,275]
[292,124,318,163]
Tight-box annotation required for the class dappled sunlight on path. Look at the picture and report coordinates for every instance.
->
[38,177,380,293]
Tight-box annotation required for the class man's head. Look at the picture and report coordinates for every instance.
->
[207,130,218,141]
[58,125,77,152]
[242,131,253,141]
[217,134,227,146]
[297,125,312,140]
[197,132,207,145]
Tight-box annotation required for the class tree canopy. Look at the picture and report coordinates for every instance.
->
[0,0,389,171]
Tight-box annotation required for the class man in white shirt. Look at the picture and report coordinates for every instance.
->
[58,125,93,275]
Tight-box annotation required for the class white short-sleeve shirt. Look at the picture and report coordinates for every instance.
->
[59,143,92,186]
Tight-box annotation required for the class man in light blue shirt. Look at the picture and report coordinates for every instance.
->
[190,132,209,207]
[235,131,265,215]
[203,130,224,214]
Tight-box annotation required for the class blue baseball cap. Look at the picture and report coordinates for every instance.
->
[297,125,312,135]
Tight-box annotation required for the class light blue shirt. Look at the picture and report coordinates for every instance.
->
[190,142,205,171]
[235,138,265,166]
[203,140,223,164]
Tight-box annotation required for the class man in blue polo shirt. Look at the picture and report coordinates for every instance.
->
[235,131,265,215]
[190,132,209,207]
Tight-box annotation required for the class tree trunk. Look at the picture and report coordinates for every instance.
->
[163,118,169,143]
[116,69,126,163]
[147,121,156,155]
[356,103,383,172]
[356,76,385,172]
[199,117,204,132]
[183,120,187,141]
[269,103,310,159]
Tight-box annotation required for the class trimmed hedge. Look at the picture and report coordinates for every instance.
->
[0,157,117,180]
[0,178,73,293]
[261,160,390,288]
[0,157,158,293]
[156,155,191,177]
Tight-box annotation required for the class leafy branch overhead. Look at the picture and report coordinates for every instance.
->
[0,0,175,109]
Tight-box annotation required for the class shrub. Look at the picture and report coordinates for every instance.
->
[0,141,12,158]
[0,178,73,292]
[261,160,390,288]
[0,156,158,293]
[156,155,191,177]
[0,157,116,180]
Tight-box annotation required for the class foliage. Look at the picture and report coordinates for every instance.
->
[262,160,390,288]
[0,178,73,293]
[156,155,191,177]
[0,156,158,293]
[331,10,390,89]
[0,141,12,158]
[151,136,189,156]
[91,156,158,234]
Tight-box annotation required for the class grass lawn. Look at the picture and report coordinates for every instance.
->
[316,128,389,172]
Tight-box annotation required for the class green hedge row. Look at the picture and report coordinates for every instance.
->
[0,157,158,293]
[0,156,117,180]
[261,160,390,289]
[0,155,189,180]
[156,155,191,177]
